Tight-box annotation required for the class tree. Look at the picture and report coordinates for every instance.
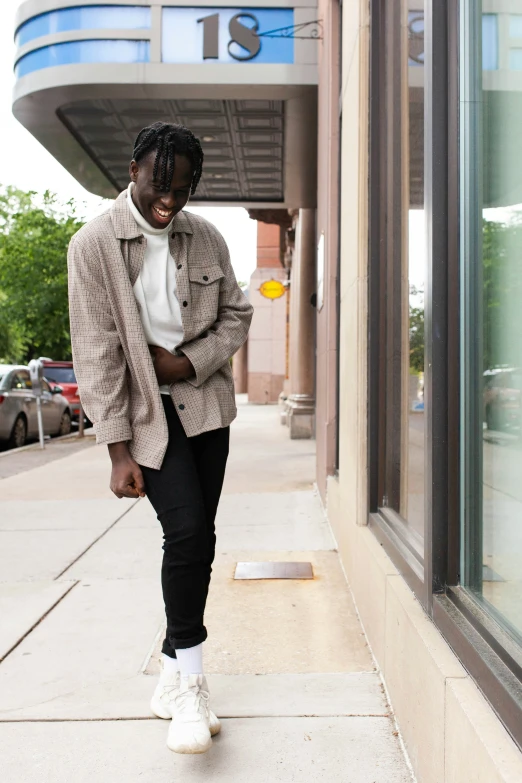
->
[0,187,84,362]
[0,290,24,363]
[409,285,424,374]
[481,215,522,371]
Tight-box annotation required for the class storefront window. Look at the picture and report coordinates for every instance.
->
[461,0,522,642]
[370,0,522,743]
[380,0,426,546]
[404,1,425,540]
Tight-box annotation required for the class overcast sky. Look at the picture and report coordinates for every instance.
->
[1,0,257,283]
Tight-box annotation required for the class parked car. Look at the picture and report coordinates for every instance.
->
[38,359,83,422]
[0,365,72,449]
[483,367,522,435]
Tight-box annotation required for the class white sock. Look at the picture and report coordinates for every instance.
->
[175,643,204,677]
[162,653,180,676]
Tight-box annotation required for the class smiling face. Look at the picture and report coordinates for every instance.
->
[129,151,194,229]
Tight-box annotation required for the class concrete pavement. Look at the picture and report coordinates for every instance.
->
[0,396,414,782]
[0,430,96,480]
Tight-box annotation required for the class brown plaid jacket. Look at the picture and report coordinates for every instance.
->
[67,190,253,469]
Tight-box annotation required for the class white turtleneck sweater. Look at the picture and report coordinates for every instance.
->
[126,182,184,394]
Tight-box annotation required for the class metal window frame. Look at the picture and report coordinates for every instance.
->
[368,0,522,748]
[368,0,430,607]
[335,0,343,473]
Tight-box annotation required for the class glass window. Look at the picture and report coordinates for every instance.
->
[379,0,426,548]
[404,1,425,542]
[43,367,76,384]
[510,15,522,38]
[461,1,522,642]
[16,6,151,47]
[10,371,32,390]
[15,39,150,78]
[482,15,498,70]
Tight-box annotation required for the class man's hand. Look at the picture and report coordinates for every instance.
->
[149,345,194,386]
[108,442,146,499]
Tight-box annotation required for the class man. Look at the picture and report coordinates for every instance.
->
[68,121,253,754]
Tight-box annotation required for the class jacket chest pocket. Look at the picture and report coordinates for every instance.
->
[188,265,224,321]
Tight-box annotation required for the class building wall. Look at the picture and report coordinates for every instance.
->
[247,222,287,404]
[325,1,522,780]
[315,0,341,498]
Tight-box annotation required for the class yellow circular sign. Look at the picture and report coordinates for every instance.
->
[259,279,286,300]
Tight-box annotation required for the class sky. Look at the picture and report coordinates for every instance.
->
[1,0,257,284]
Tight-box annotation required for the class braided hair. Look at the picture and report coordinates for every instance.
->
[132,122,204,195]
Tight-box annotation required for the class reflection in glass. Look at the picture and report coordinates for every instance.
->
[461,0,522,642]
[399,0,425,540]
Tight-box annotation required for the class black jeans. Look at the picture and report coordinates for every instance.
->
[139,395,229,657]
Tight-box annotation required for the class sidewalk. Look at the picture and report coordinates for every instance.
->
[0,430,96,481]
[0,397,413,782]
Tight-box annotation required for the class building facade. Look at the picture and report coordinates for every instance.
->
[13,0,522,779]
[325,1,522,780]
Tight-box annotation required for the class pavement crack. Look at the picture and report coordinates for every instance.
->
[0,581,79,665]
[0,686,84,716]
[54,499,141,580]
[0,714,392,724]
[0,674,138,716]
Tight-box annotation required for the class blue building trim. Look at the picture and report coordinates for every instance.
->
[15,39,150,78]
[16,5,151,47]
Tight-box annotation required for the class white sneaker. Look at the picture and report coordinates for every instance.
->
[167,674,214,754]
[150,664,179,720]
[150,666,221,736]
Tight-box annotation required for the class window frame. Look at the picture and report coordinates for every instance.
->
[367,0,430,604]
[367,0,522,748]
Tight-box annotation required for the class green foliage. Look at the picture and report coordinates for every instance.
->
[407,214,522,376]
[0,290,24,363]
[482,215,522,371]
[409,286,424,374]
[0,186,84,363]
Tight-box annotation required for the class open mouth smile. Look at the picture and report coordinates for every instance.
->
[152,205,173,222]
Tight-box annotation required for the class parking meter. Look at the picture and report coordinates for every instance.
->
[28,359,43,396]
[28,359,45,448]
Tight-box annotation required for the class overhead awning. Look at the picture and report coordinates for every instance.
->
[13,0,319,208]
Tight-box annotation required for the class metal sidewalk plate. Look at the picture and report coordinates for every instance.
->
[234,561,314,580]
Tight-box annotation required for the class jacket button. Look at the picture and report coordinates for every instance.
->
[178,404,185,410]
[183,301,188,307]
[203,275,209,281]
[178,264,182,269]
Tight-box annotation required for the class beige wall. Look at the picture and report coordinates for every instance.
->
[247,261,287,404]
[247,221,287,404]
[315,0,341,497]
[326,0,522,780]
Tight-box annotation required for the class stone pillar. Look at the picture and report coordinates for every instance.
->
[286,208,316,438]
[233,340,248,394]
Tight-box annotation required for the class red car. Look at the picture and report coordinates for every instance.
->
[39,359,83,421]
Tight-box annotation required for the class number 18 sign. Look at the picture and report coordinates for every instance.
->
[162,7,294,64]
